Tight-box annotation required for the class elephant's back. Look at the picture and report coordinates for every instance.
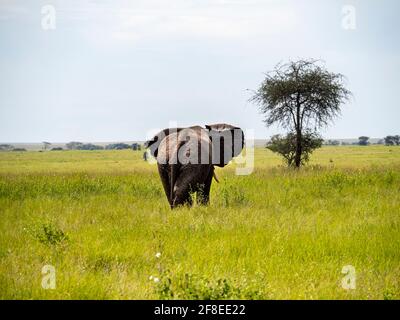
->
[157,128,211,164]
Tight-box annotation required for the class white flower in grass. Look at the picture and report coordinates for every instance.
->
[149,275,153,281]
[155,252,161,258]
[153,277,160,283]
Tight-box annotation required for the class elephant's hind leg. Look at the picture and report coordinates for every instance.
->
[171,168,195,208]
[157,164,172,206]
[171,185,193,208]
[196,166,213,205]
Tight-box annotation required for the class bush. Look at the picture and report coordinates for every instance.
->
[105,143,131,150]
[155,271,262,300]
[66,141,83,150]
[28,221,69,246]
[51,147,63,151]
[12,148,26,152]
[358,136,370,146]
[384,135,400,146]
[267,131,323,167]
[0,144,14,151]
[66,142,103,150]
[77,144,104,150]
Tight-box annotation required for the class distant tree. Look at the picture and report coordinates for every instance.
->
[131,143,142,151]
[105,143,131,150]
[0,144,14,151]
[77,143,104,150]
[384,135,400,146]
[358,136,370,146]
[325,139,340,146]
[51,147,63,151]
[251,59,351,167]
[267,131,323,167]
[66,141,83,150]
[384,136,394,145]
[42,141,51,150]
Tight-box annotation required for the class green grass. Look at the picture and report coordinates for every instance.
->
[0,146,399,299]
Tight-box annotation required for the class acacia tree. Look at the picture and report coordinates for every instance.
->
[358,136,369,146]
[251,59,351,167]
[384,135,400,146]
[42,141,51,151]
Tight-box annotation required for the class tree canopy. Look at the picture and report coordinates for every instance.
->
[358,136,370,146]
[384,135,400,146]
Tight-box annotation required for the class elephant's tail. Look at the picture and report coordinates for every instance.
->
[170,140,185,203]
[213,171,219,183]
[170,163,175,202]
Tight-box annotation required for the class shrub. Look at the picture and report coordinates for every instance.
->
[28,221,69,246]
[65,141,83,150]
[105,143,131,150]
[267,131,323,167]
[155,271,262,300]
[77,143,104,150]
[384,135,400,146]
[0,144,14,151]
[358,136,370,146]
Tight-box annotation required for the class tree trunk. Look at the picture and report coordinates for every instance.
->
[294,98,302,168]
[294,129,302,168]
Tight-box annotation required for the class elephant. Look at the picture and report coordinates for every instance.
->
[144,124,245,208]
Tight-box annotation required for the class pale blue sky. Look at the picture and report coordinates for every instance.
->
[0,0,399,142]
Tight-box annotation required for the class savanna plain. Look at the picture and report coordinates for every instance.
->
[0,146,399,299]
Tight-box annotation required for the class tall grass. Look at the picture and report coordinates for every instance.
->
[0,146,399,299]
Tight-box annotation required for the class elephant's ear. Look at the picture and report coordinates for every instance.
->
[205,124,244,167]
[144,128,183,158]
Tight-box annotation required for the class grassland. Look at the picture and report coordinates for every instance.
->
[0,146,399,299]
